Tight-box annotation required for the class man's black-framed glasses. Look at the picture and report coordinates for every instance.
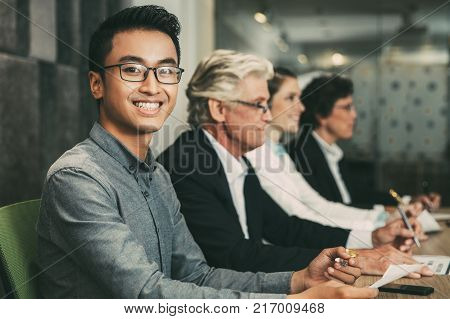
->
[231,100,271,113]
[103,63,184,84]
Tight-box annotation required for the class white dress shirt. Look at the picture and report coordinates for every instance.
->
[245,140,389,248]
[203,129,250,239]
[312,131,352,204]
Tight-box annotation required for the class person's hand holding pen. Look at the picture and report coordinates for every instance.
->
[289,247,361,294]
[428,192,442,209]
[371,217,422,252]
[394,217,425,250]
[386,202,423,219]
[412,192,441,211]
[409,217,428,242]
[288,247,379,299]
[406,202,424,217]
[385,202,428,241]
[386,189,423,248]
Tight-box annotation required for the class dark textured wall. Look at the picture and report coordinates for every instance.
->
[0,0,128,206]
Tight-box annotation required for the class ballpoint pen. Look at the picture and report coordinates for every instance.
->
[389,189,421,248]
[335,249,358,267]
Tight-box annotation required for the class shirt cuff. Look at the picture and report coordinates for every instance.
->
[374,211,389,228]
[346,230,373,249]
[371,205,389,228]
[261,271,293,294]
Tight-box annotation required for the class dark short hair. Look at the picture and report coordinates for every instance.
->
[300,74,353,128]
[88,5,181,73]
[268,67,297,103]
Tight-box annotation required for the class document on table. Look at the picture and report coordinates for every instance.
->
[430,212,450,221]
[417,210,441,233]
[369,264,424,288]
[414,255,450,275]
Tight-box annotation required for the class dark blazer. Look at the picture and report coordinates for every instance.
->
[158,128,350,273]
[286,127,396,209]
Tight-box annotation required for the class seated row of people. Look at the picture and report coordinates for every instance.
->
[247,68,393,231]
[37,5,433,299]
[287,74,440,210]
[158,49,431,275]
[247,68,439,230]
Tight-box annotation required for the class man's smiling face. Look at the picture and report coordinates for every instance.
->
[93,29,179,138]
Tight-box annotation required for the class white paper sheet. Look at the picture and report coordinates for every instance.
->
[414,255,450,275]
[369,264,424,288]
[417,210,441,232]
[430,212,450,221]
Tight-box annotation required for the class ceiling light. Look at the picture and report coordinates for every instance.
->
[331,53,345,66]
[254,12,267,24]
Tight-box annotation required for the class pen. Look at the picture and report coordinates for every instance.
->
[389,189,421,248]
[334,249,358,267]
[335,258,348,267]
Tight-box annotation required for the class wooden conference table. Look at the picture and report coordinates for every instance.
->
[355,208,450,298]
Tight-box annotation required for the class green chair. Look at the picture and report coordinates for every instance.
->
[0,199,41,298]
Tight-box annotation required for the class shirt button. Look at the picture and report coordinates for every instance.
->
[129,164,135,171]
[143,191,149,197]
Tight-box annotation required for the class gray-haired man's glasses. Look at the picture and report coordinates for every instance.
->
[231,100,271,113]
[103,63,184,84]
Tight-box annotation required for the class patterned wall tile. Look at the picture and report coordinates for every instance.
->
[0,53,40,204]
[29,0,56,62]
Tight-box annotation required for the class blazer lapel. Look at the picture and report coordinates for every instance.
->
[308,136,344,202]
[194,128,239,217]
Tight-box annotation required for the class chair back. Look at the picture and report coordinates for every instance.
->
[0,199,41,298]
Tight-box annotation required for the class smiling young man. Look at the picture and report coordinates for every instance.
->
[36,5,377,299]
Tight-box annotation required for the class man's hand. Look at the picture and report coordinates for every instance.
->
[288,281,378,299]
[387,203,423,220]
[403,204,428,242]
[290,247,361,294]
[392,218,424,252]
[412,193,441,211]
[429,192,441,209]
[371,217,419,251]
[408,217,427,243]
[405,202,424,217]
[356,245,434,278]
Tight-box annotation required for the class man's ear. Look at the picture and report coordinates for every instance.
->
[316,114,326,127]
[208,99,226,123]
[89,71,104,100]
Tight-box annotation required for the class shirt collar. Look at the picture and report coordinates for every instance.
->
[312,131,343,162]
[202,129,248,183]
[89,122,157,174]
[266,139,287,157]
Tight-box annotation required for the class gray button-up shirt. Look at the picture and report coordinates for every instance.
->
[37,122,292,298]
